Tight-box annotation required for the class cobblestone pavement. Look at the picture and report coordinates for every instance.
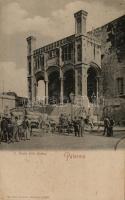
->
[0,129,125,150]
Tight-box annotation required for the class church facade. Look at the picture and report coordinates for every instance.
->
[26,10,125,121]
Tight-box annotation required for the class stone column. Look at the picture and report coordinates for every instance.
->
[59,48,64,105]
[60,78,64,104]
[75,69,78,96]
[34,82,37,102]
[81,64,89,108]
[26,36,36,103]
[96,77,99,104]
[81,65,87,96]
[60,67,64,105]
[59,47,62,66]
[35,81,38,100]
[44,53,48,105]
[32,78,37,104]
[45,80,48,105]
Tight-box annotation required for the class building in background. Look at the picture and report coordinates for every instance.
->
[0,93,16,115]
[0,92,28,115]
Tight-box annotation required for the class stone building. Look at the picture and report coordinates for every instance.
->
[0,92,28,116]
[0,93,16,115]
[90,14,125,120]
[26,10,125,120]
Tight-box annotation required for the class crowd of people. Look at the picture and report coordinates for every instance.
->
[0,111,115,144]
[58,113,93,137]
[58,113,115,138]
[0,114,30,144]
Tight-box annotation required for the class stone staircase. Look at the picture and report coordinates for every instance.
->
[48,104,71,121]
[89,103,99,122]
[46,103,99,122]
[10,102,99,123]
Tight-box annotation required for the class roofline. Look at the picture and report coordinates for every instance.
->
[33,14,125,52]
[88,14,125,33]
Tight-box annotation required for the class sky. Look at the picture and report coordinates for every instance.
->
[0,0,125,97]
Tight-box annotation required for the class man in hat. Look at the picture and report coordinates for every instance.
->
[22,116,30,140]
[73,117,80,137]
[79,117,85,137]
[1,116,9,143]
[13,116,19,142]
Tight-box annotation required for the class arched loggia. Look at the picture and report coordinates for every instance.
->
[87,64,101,103]
[63,69,75,103]
[48,71,60,104]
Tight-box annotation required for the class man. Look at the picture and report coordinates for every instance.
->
[7,117,13,143]
[109,117,115,137]
[67,118,72,135]
[73,117,80,137]
[59,114,64,134]
[1,117,9,143]
[103,117,110,136]
[17,117,23,141]
[13,116,19,142]
[22,116,30,140]
[79,117,85,137]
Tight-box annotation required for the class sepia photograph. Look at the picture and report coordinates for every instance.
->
[0,1,125,200]
[0,0,125,150]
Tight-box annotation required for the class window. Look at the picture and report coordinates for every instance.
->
[40,56,44,67]
[62,44,72,61]
[117,78,124,95]
[35,57,39,70]
[48,50,57,59]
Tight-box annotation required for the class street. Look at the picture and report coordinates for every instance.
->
[0,129,125,150]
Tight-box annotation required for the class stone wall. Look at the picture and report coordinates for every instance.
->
[88,15,125,121]
[88,15,125,98]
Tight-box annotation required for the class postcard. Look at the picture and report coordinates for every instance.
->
[0,0,125,199]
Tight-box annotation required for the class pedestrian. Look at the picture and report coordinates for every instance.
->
[45,120,51,134]
[1,117,9,143]
[109,117,115,137]
[7,117,13,143]
[18,117,23,140]
[67,119,72,134]
[22,116,30,140]
[73,117,80,137]
[13,116,19,142]
[59,113,64,134]
[79,117,85,137]
[103,117,110,136]
[40,119,46,135]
